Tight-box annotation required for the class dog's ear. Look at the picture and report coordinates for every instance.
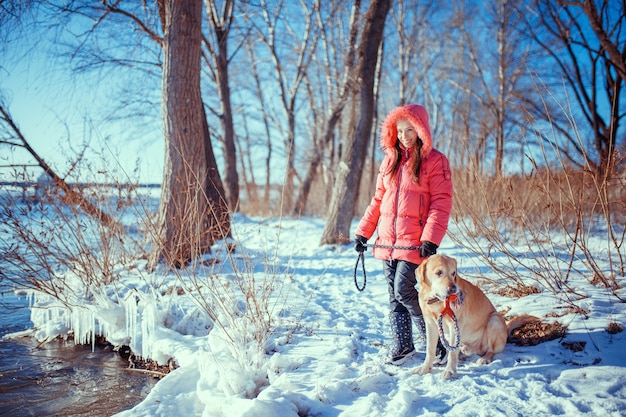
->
[417,257,429,286]
[450,256,458,280]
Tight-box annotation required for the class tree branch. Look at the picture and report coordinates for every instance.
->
[0,103,116,227]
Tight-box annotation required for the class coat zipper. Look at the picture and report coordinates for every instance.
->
[391,149,409,260]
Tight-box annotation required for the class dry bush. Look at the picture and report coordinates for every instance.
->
[159,223,305,398]
[450,139,624,306]
[240,151,378,218]
[0,173,151,305]
[137,173,305,398]
[296,172,336,217]
[494,284,541,298]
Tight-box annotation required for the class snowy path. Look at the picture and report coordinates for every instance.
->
[286,252,626,416]
[248,219,626,417]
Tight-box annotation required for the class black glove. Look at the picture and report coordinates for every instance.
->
[354,235,368,252]
[420,241,438,258]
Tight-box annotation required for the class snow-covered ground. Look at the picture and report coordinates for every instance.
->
[6,213,626,417]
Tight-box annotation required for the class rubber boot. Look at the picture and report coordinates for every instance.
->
[388,312,416,365]
[414,314,426,342]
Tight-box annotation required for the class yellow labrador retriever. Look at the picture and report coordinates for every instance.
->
[413,254,539,380]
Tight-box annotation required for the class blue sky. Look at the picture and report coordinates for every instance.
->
[2,21,165,185]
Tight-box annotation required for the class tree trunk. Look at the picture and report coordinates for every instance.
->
[149,0,230,269]
[293,0,362,216]
[207,0,239,211]
[216,48,239,211]
[320,0,391,245]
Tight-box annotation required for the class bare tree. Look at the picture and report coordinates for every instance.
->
[442,0,531,178]
[0,103,115,226]
[320,0,391,245]
[525,0,625,177]
[240,39,275,210]
[242,0,320,213]
[203,0,239,211]
[36,0,232,267]
[149,0,230,269]
[292,0,361,215]
[379,0,450,171]
[387,0,438,107]
[0,1,31,46]
[0,2,116,227]
[439,18,487,175]
[579,0,626,82]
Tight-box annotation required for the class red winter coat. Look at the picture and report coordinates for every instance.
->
[355,104,453,264]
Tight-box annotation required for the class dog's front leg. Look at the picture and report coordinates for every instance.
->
[441,349,459,380]
[412,317,438,375]
[440,322,459,379]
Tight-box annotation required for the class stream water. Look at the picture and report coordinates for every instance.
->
[0,289,156,417]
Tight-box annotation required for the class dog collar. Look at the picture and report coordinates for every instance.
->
[427,291,464,307]
[427,296,441,305]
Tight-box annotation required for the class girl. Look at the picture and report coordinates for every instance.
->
[355,104,453,365]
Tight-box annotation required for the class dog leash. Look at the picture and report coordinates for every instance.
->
[437,292,463,350]
[353,251,367,291]
[352,243,422,292]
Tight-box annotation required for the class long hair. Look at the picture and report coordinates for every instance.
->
[384,138,423,183]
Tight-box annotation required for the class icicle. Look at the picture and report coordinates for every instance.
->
[91,308,95,351]
[71,306,95,347]
[125,291,140,356]
[142,296,155,360]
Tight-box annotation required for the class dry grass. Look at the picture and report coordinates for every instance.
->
[450,162,625,305]
[494,284,541,298]
[452,166,626,240]
[508,321,567,346]
[607,321,624,335]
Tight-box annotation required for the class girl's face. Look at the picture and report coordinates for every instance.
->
[396,119,418,149]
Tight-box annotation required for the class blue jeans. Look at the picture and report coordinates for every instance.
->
[383,259,423,317]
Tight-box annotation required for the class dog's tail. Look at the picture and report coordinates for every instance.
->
[506,314,541,338]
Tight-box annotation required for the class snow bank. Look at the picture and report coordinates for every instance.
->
[19,216,626,416]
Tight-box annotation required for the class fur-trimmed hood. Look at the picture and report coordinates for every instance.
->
[380,104,433,158]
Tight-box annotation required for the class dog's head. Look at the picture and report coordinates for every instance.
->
[417,254,459,301]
